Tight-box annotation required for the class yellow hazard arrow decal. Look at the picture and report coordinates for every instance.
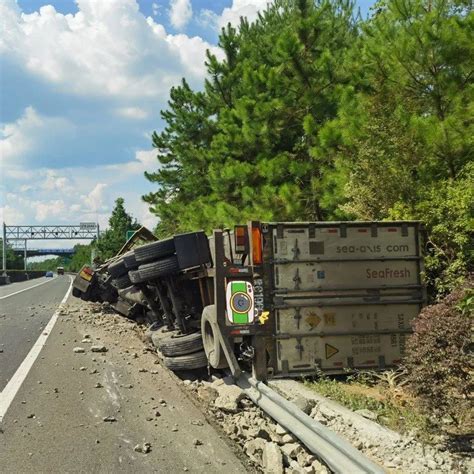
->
[325,343,339,359]
[258,311,270,325]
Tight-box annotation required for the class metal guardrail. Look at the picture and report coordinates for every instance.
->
[236,373,385,474]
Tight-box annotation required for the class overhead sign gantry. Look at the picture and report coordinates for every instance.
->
[2,222,100,273]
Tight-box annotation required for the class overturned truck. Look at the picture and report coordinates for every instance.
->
[73,221,426,380]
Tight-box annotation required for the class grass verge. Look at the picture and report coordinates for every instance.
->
[304,371,433,440]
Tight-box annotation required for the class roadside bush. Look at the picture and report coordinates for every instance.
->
[404,278,473,426]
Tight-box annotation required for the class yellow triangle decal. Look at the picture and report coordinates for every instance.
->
[325,343,339,359]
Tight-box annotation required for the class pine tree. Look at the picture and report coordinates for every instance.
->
[96,198,140,259]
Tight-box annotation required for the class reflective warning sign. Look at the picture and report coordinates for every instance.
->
[325,343,339,359]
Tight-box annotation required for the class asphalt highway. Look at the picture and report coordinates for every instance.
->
[0,275,71,391]
[0,277,248,473]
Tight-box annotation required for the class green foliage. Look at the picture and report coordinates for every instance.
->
[391,163,474,296]
[26,257,62,272]
[0,241,25,270]
[144,0,358,234]
[67,244,92,272]
[305,374,431,436]
[405,279,473,425]
[95,198,140,260]
[144,0,473,295]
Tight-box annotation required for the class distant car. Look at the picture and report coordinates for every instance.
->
[45,271,54,277]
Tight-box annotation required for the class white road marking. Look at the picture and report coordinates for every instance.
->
[0,277,56,300]
[0,276,73,423]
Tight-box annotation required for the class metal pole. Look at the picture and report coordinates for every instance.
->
[24,239,27,272]
[2,222,6,275]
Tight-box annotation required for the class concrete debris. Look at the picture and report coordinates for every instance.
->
[73,347,85,353]
[94,383,103,388]
[103,416,116,422]
[291,396,315,415]
[79,367,87,371]
[193,439,203,446]
[354,409,377,421]
[90,345,108,353]
[244,438,267,464]
[275,424,288,436]
[315,404,337,421]
[263,442,284,474]
[281,434,295,444]
[197,384,218,404]
[212,377,245,413]
[280,443,303,460]
[134,442,151,454]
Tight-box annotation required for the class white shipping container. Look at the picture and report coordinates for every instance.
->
[259,221,425,376]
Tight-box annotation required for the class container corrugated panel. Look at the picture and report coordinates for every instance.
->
[275,304,418,335]
[262,221,424,376]
[272,223,418,260]
[273,260,419,291]
[276,333,408,373]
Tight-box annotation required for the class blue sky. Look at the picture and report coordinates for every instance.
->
[0,0,375,246]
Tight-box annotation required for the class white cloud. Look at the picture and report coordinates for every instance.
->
[42,171,73,193]
[1,148,158,229]
[1,0,218,99]
[81,183,108,214]
[169,0,193,30]
[197,9,219,30]
[0,204,25,224]
[152,3,161,17]
[106,149,157,175]
[116,107,149,120]
[0,106,75,166]
[32,199,67,221]
[218,0,272,28]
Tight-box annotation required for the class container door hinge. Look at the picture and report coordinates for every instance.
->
[295,338,304,361]
[293,307,302,330]
[293,268,301,290]
[291,238,300,261]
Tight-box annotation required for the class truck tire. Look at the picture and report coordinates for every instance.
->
[201,305,229,369]
[114,273,132,289]
[137,255,180,281]
[72,287,82,298]
[134,238,175,264]
[162,350,208,371]
[108,258,127,278]
[156,331,203,356]
[145,321,163,343]
[123,251,138,270]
